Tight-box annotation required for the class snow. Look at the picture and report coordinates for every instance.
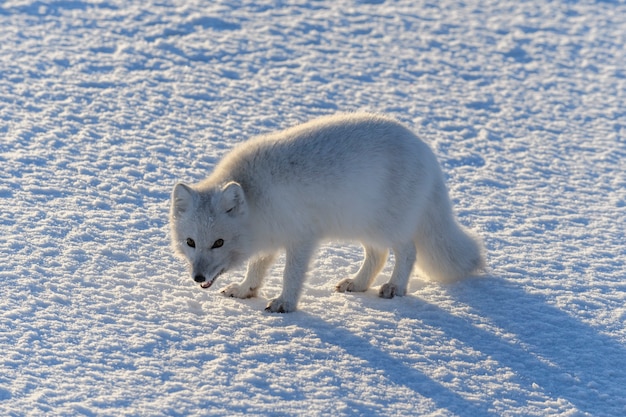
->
[1,0,625,415]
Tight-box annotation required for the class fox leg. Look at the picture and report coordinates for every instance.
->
[222,253,276,299]
[266,240,316,313]
[336,245,388,293]
[379,242,416,299]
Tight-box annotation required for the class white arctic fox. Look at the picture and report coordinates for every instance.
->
[170,113,484,312]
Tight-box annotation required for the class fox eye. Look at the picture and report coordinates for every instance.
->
[211,239,224,249]
[186,238,196,248]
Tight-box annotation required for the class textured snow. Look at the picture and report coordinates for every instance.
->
[1,0,625,416]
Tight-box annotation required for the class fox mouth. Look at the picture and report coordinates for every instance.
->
[200,280,214,289]
[200,269,225,289]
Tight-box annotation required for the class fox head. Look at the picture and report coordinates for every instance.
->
[170,181,251,289]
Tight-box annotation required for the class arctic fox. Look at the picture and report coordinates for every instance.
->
[170,113,484,313]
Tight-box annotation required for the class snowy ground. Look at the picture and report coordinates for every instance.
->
[1,0,625,415]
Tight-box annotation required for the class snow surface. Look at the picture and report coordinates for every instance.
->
[1,0,625,415]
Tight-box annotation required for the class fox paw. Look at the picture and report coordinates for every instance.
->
[335,278,367,293]
[221,283,258,299]
[265,298,296,313]
[379,283,406,299]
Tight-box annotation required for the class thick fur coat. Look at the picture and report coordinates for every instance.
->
[170,113,484,312]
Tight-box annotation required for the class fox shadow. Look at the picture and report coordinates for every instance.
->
[289,311,500,417]
[291,276,626,416]
[442,276,626,415]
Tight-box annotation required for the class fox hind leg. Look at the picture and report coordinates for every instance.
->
[379,242,416,299]
[336,245,388,293]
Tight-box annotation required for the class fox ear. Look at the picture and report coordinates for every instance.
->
[220,182,247,216]
[171,183,195,217]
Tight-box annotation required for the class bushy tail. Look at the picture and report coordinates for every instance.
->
[414,185,485,283]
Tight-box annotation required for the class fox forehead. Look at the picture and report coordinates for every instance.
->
[184,211,214,233]
[175,204,214,235]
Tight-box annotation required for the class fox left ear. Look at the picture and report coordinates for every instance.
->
[171,183,195,217]
[220,182,247,216]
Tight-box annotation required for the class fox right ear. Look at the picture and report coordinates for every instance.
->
[220,182,247,216]
[171,183,195,217]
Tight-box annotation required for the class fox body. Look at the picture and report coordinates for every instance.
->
[170,113,484,312]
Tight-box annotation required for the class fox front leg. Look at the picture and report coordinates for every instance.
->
[266,240,316,313]
[222,253,277,299]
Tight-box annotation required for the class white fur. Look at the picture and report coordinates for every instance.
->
[170,113,485,312]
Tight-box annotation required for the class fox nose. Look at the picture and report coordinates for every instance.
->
[193,274,206,283]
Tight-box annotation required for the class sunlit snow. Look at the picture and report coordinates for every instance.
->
[1,1,625,416]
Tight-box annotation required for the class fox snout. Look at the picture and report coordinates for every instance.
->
[193,272,216,289]
[191,260,224,289]
[191,259,210,285]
